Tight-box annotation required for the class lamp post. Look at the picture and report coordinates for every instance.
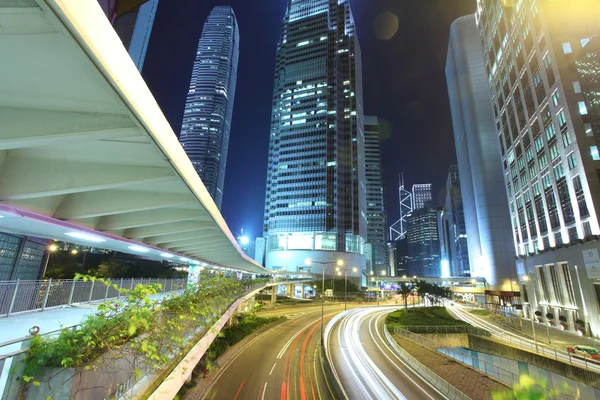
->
[523,275,539,352]
[305,258,343,345]
[336,267,358,310]
[40,243,58,278]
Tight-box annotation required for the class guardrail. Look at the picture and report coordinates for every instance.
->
[401,325,491,336]
[383,325,471,400]
[0,277,187,317]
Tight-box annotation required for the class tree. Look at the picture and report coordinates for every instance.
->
[87,257,129,278]
[397,282,413,311]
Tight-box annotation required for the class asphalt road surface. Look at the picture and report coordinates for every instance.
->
[202,308,337,400]
[327,307,445,400]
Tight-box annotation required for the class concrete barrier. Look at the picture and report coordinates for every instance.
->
[468,334,600,390]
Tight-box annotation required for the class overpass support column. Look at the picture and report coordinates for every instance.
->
[287,284,293,298]
[300,285,305,299]
[271,286,277,303]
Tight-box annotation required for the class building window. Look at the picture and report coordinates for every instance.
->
[536,266,550,303]
[561,263,576,306]
[568,227,578,243]
[583,221,593,238]
[545,188,560,229]
[585,123,593,137]
[557,177,575,224]
[562,42,573,54]
[568,153,578,170]
[591,146,600,161]
[573,176,589,218]
[573,81,582,93]
[579,102,589,115]
[549,264,564,304]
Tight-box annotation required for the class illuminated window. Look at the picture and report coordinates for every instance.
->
[562,42,572,54]
[578,102,588,115]
[591,146,600,161]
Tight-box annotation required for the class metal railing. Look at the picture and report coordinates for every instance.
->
[401,325,491,336]
[0,277,187,317]
[382,325,470,400]
[0,280,269,400]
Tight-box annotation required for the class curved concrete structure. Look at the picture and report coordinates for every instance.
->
[0,0,264,273]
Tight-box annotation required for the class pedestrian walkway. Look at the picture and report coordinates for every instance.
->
[0,292,177,345]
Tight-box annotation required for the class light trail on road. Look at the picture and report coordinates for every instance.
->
[326,307,444,400]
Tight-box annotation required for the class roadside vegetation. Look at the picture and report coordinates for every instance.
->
[470,309,492,316]
[19,274,257,399]
[386,306,470,328]
[492,375,580,399]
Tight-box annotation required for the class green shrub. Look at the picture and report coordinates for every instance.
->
[386,307,469,327]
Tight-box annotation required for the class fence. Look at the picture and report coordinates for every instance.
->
[401,325,491,336]
[0,277,187,317]
[382,325,471,400]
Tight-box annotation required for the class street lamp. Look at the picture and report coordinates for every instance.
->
[305,258,343,345]
[41,243,58,278]
[336,267,358,310]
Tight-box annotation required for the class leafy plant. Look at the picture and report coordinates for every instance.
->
[20,273,252,398]
[492,375,580,400]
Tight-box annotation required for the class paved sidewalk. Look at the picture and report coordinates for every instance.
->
[0,292,177,345]
[392,334,510,400]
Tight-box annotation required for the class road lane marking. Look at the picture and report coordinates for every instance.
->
[369,311,436,400]
[269,362,277,376]
[261,382,268,400]
[233,378,246,400]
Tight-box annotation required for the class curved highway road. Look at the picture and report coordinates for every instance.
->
[327,307,445,400]
[201,308,337,400]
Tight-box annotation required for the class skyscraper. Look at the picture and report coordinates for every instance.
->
[444,166,470,277]
[180,6,240,209]
[263,0,366,275]
[406,206,441,277]
[364,116,388,274]
[446,14,516,289]
[473,0,600,331]
[412,183,432,210]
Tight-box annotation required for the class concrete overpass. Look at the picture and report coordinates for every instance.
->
[0,0,265,273]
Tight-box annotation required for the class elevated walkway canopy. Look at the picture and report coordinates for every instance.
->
[0,0,266,274]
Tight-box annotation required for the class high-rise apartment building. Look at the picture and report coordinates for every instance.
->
[446,14,516,289]
[263,0,367,276]
[179,6,239,209]
[364,116,388,274]
[474,0,600,331]
[412,183,432,210]
[444,166,471,277]
[406,207,441,277]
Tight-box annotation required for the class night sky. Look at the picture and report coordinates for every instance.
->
[142,0,477,241]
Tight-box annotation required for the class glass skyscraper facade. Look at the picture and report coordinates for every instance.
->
[406,207,441,277]
[180,6,240,210]
[263,0,367,274]
[364,116,388,274]
[444,166,471,277]
[412,183,432,210]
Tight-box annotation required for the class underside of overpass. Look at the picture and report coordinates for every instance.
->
[0,0,265,273]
